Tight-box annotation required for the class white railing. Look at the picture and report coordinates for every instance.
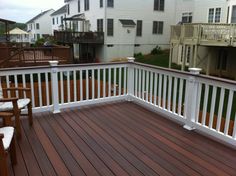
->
[0,60,235,147]
[170,23,235,45]
[0,61,128,113]
[130,62,236,147]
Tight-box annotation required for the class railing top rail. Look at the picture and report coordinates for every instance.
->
[133,62,236,86]
[0,61,129,73]
[171,23,233,27]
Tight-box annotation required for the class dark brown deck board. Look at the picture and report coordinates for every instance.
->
[117,102,236,175]
[6,101,236,176]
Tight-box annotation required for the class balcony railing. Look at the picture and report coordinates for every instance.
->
[171,23,236,46]
[0,60,235,147]
[0,46,72,68]
[54,31,104,44]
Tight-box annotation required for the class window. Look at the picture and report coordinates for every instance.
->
[154,0,164,11]
[85,0,89,11]
[52,18,55,25]
[56,17,58,24]
[107,19,114,36]
[107,0,114,7]
[136,20,142,36]
[231,6,236,23]
[37,34,40,40]
[227,6,230,23]
[100,0,103,7]
[78,0,80,12]
[67,4,70,15]
[36,23,40,29]
[215,8,221,23]
[153,21,164,34]
[97,19,103,32]
[61,16,63,24]
[208,8,221,23]
[182,12,192,23]
[208,8,214,23]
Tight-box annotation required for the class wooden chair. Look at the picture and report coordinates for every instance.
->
[0,126,17,176]
[0,87,33,138]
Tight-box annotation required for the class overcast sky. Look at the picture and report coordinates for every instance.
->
[0,0,65,23]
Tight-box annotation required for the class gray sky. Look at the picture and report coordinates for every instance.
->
[0,0,65,23]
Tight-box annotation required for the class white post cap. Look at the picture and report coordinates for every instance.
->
[127,57,135,62]
[49,61,59,66]
[189,68,202,75]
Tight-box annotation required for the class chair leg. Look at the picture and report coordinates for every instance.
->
[9,136,17,165]
[15,111,21,139]
[0,152,10,176]
[27,102,33,126]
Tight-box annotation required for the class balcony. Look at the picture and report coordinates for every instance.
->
[54,31,104,44]
[170,23,236,47]
[1,60,236,175]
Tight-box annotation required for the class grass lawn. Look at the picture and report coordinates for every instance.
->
[134,52,182,70]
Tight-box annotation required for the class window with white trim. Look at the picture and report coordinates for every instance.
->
[215,8,221,23]
[208,8,221,23]
[182,12,192,23]
[208,8,214,23]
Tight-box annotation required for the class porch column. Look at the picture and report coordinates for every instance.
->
[206,48,211,75]
[193,45,198,67]
[49,61,61,114]
[183,68,202,130]
[181,45,186,71]
[169,44,173,68]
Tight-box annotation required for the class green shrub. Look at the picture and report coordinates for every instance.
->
[35,38,46,47]
[134,52,144,59]
[151,45,163,55]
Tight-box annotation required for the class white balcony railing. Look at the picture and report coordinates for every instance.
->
[0,60,235,148]
[171,23,236,46]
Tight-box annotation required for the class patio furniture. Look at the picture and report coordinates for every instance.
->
[0,87,33,138]
[0,126,17,176]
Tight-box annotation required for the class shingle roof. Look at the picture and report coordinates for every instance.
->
[51,5,67,16]
[119,19,136,26]
[26,9,53,24]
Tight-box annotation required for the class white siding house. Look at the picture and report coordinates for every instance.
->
[170,0,236,80]
[26,9,55,43]
[51,5,67,33]
[60,0,176,62]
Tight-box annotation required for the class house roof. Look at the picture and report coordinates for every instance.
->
[119,19,136,26]
[0,18,16,24]
[8,27,28,35]
[51,5,67,16]
[26,9,53,24]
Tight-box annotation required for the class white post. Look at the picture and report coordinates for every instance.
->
[49,61,60,114]
[127,57,135,101]
[183,68,202,130]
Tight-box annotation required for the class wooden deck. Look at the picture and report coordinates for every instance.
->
[8,101,236,176]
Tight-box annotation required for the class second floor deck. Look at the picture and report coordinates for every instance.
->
[54,31,104,44]
[170,23,236,47]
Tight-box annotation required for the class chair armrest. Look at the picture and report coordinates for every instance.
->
[0,98,18,103]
